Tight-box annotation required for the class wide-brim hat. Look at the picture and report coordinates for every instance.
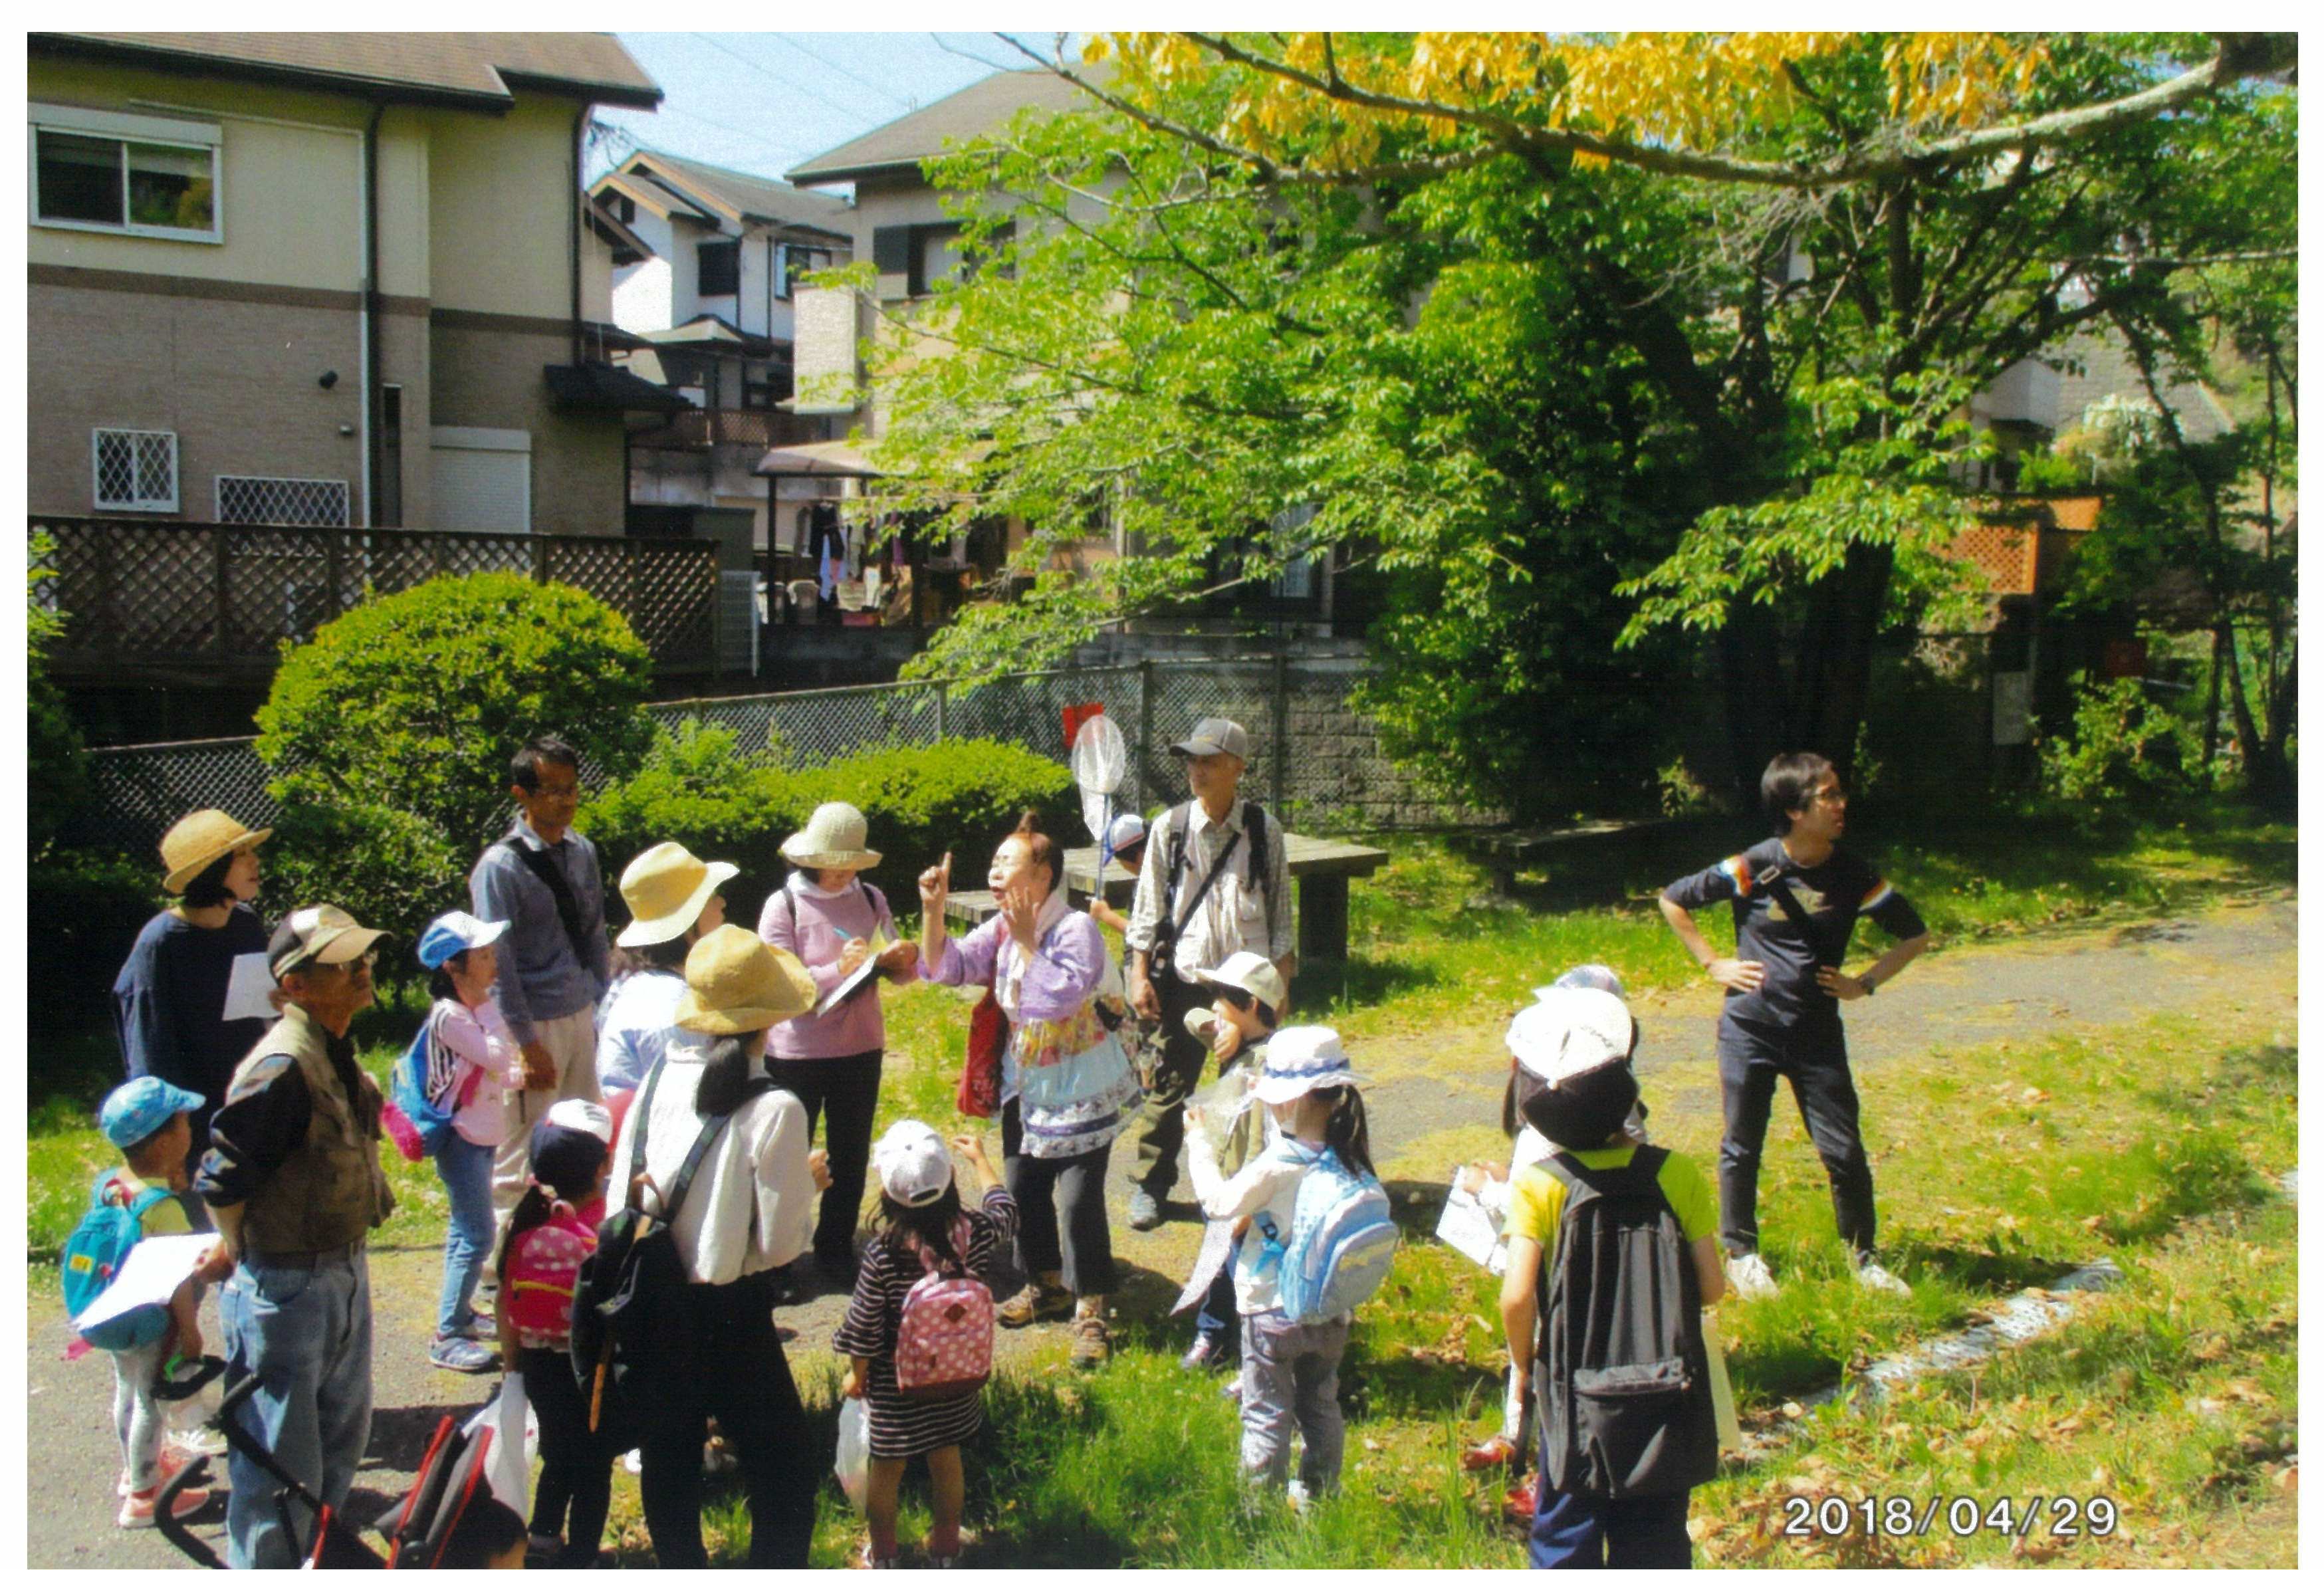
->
[1190,952,1289,1016]
[1506,988,1633,1085]
[268,904,390,979]
[160,809,273,894]
[675,925,817,1035]
[1252,1025,1370,1106]
[780,801,883,871]
[618,841,741,947]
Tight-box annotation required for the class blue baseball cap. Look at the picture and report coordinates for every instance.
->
[100,1077,205,1149]
[417,911,510,970]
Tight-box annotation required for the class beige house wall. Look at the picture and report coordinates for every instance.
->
[426,96,580,320]
[428,315,621,535]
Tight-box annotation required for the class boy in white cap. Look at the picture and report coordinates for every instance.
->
[1174,951,1288,1371]
[1122,718,1294,1230]
[1086,812,1149,937]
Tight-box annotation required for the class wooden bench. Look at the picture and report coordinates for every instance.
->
[1483,818,1664,895]
[943,832,1391,968]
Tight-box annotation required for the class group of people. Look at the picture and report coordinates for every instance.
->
[90,715,1926,1569]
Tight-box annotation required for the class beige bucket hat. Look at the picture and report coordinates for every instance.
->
[675,925,817,1035]
[780,802,882,871]
[160,809,273,895]
[618,841,741,948]
[267,904,390,980]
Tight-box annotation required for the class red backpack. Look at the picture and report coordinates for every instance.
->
[893,1218,993,1402]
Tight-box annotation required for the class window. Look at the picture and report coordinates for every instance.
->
[32,106,220,241]
[774,244,835,301]
[872,223,1004,300]
[216,476,351,526]
[91,428,179,512]
[698,237,740,296]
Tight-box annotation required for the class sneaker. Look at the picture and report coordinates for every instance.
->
[1286,1480,1314,1515]
[120,1444,201,1496]
[1181,1334,1228,1371]
[1500,1478,1538,1526]
[1726,1252,1778,1301]
[1855,1259,1911,1296]
[427,1336,498,1374]
[1127,1190,1162,1230]
[449,1309,494,1340]
[995,1280,1072,1329]
[120,1483,210,1529]
[1460,1435,1518,1472]
[1070,1313,1111,1368]
[166,1425,228,1458]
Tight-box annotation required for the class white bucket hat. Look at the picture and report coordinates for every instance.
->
[617,841,740,948]
[873,1119,953,1208]
[1252,1026,1369,1106]
[1189,951,1289,1016]
[781,802,883,871]
[1507,988,1633,1085]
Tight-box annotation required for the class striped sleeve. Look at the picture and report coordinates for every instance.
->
[1662,851,1754,910]
[833,1244,898,1359]
[1857,868,1926,940]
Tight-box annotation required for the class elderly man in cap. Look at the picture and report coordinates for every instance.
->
[196,903,396,1569]
[1121,718,1294,1230]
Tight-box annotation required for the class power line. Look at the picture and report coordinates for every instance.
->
[764,34,912,110]
[690,32,867,125]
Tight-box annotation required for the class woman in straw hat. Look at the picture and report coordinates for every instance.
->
[758,802,920,1286]
[596,841,740,1109]
[110,808,275,1188]
[606,925,834,1568]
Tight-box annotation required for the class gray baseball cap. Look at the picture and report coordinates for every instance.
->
[1169,717,1250,759]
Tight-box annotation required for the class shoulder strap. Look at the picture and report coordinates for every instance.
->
[627,1056,666,1183]
[125,1183,179,1224]
[863,881,895,941]
[503,832,593,968]
[1241,801,1270,897]
[1762,869,1846,968]
[656,1079,774,1224]
[783,884,797,937]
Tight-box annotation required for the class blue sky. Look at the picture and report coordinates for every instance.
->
[595,33,1066,186]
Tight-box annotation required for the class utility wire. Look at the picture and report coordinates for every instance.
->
[691,32,869,124]
[764,33,913,110]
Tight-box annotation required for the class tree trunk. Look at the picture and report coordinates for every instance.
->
[1718,602,1787,803]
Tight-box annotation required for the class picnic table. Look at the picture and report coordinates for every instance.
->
[943,831,1390,968]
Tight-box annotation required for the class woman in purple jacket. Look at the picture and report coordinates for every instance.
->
[917,811,1142,1367]
[759,802,920,1286]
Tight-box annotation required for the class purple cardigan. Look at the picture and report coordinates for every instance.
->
[919,907,1105,1024]
[758,872,897,1060]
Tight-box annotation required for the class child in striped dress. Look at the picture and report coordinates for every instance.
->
[834,1122,1018,1570]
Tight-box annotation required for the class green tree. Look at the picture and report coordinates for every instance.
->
[28,532,91,849]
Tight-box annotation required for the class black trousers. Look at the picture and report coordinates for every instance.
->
[1122,970,1213,1197]
[1000,1098,1117,1295]
[638,1276,818,1568]
[764,1050,883,1266]
[517,1346,613,1565]
[1716,1025,1877,1260]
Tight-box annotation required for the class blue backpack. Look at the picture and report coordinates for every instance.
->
[384,1008,470,1162]
[63,1171,180,1351]
[1262,1143,1401,1325]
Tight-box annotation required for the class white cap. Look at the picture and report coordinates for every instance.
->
[1252,1026,1369,1106]
[873,1119,954,1208]
[542,1099,614,1143]
[1189,951,1289,1016]
[1106,812,1149,851]
[1506,988,1633,1085]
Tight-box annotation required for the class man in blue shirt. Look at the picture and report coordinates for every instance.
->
[1659,751,1929,1301]
[468,736,610,1260]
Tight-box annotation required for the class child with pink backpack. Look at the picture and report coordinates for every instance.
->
[833,1120,1018,1569]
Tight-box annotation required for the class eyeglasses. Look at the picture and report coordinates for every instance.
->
[523,781,580,801]
[1811,784,1849,804]
[312,953,375,976]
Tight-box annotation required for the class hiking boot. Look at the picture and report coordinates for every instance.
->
[1070,1313,1111,1367]
[120,1482,210,1528]
[1855,1259,1911,1296]
[995,1280,1072,1329]
[1460,1435,1518,1472]
[427,1336,498,1374]
[1181,1333,1228,1371]
[1126,1190,1162,1230]
[1726,1252,1778,1301]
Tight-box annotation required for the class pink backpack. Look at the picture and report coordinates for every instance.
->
[894,1218,993,1402]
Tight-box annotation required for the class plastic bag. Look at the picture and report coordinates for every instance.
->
[834,1397,872,1513]
[463,1373,539,1515]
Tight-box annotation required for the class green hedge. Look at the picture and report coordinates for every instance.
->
[581,724,1077,931]
[31,847,159,1034]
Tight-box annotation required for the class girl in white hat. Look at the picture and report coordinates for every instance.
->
[596,841,738,1116]
[758,802,921,1286]
[1183,1025,1375,1508]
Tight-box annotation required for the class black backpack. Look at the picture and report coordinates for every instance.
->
[569,1059,768,1452]
[1533,1147,1718,1500]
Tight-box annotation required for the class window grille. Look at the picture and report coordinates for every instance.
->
[216,476,352,526]
[92,428,179,512]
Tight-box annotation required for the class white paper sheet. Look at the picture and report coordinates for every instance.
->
[1435,1171,1508,1274]
[1172,1218,1240,1315]
[74,1233,215,1333]
[223,951,280,1022]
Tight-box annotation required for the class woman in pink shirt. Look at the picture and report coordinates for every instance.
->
[418,911,530,1374]
[758,802,919,1284]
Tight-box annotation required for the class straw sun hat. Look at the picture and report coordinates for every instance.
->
[780,802,882,871]
[675,925,817,1036]
[160,809,273,894]
[618,841,741,947]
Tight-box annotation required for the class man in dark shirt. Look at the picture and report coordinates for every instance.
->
[1659,752,1930,1300]
[197,903,393,1569]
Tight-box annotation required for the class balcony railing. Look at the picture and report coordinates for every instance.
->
[630,406,826,453]
[31,516,721,679]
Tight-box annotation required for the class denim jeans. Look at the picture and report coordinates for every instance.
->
[1238,1311,1349,1494]
[220,1249,373,1569]
[1715,1026,1877,1259]
[1530,1487,1693,1568]
[435,1133,497,1341]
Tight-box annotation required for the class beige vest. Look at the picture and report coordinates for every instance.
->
[227,1004,395,1254]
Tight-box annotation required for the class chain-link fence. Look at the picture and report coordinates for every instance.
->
[62,659,1482,858]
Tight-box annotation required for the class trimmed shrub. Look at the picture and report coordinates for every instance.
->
[29,847,158,1032]
[262,798,472,983]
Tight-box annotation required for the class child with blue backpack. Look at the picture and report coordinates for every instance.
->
[415,911,528,1373]
[1184,1026,1396,1510]
[72,1076,234,1529]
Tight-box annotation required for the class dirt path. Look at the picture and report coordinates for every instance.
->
[27,893,2295,1567]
